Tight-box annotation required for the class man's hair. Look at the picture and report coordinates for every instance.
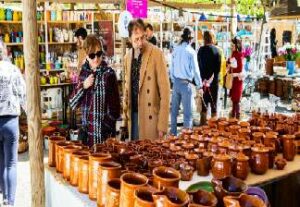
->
[203,31,214,45]
[75,27,88,39]
[145,23,154,31]
[128,19,145,37]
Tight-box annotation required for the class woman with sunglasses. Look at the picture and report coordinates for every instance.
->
[70,35,120,146]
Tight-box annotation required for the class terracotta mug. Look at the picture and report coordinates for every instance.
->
[134,186,157,207]
[48,136,65,167]
[62,145,82,181]
[153,166,181,190]
[97,161,122,207]
[70,150,90,186]
[89,153,112,200]
[55,141,73,173]
[105,178,121,207]
[188,189,218,207]
[78,155,89,194]
[120,173,148,207]
[282,135,296,161]
[153,187,190,207]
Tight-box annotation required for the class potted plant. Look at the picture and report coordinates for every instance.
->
[278,44,300,75]
[243,46,253,72]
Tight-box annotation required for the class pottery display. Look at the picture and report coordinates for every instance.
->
[188,189,218,207]
[97,161,122,207]
[48,136,66,167]
[153,166,181,190]
[251,146,269,175]
[134,186,157,207]
[223,194,266,207]
[105,178,121,207]
[78,155,89,194]
[89,153,112,200]
[70,150,90,186]
[232,152,249,180]
[120,173,148,207]
[153,187,190,207]
[211,154,232,179]
[282,135,296,161]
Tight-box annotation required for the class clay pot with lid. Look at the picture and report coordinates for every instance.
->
[252,132,265,144]
[153,187,190,207]
[185,153,199,169]
[70,150,90,186]
[239,128,251,140]
[239,121,250,128]
[211,153,232,179]
[196,155,211,176]
[208,117,218,129]
[218,121,229,132]
[89,153,112,200]
[228,118,238,126]
[105,178,121,207]
[97,161,122,207]
[251,146,269,175]
[229,125,241,135]
[55,141,73,173]
[228,144,243,158]
[48,136,66,167]
[78,155,89,194]
[134,186,157,207]
[178,163,194,181]
[232,152,249,180]
[153,166,181,190]
[120,173,148,207]
[223,194,266,207]
[218,140,231,154]
[188,189,218,207]
[208,137,219,154]
[264,134,279,154]
[282,135,296,161]
[63,145,83,181]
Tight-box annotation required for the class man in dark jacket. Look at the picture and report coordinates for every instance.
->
[146,23,157,46]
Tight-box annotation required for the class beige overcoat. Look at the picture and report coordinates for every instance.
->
[123,42,170,140]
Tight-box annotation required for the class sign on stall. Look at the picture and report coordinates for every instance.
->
[126,0,148,18]
[118,11,133,38]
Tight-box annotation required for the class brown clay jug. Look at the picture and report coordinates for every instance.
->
[188,189,218,207]
[105,178,121,207]
[62,145,82,181]
[55,141,73,173]
[134,186,157,207]
[232,152,249,180]
[282,135,296,161]
[153,187,190,207]
[89,153,112,200]
[211,153,232,179]
[48,136,65,167]
[120,173,148,207]
[223,193,266,207]
[153,166,181,190]
[196,156,211,176]
[251,146,269,175]
[70,150,89,186]
[97,161,122,207]
[78,155,89,194]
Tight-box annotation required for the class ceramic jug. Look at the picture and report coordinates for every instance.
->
[153,166,181,190]
[251,146,269,175]
[211,153,232,179]
[153,187,190,207]
[223,194,266,207]
[48,135,65,167]
[188,189,218,207]
[134,186,157,207]
[70,150,90,186]
[55,141,73,173]
[105,178,121,207]
[62,145,83,181]
[282,135,296,161]
[78,155,89,194]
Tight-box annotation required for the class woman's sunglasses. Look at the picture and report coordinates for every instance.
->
[88,51,103,59]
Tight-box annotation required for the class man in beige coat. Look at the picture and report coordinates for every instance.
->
[123,19,170,140]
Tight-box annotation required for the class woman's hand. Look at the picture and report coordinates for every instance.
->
[83,74,94,89]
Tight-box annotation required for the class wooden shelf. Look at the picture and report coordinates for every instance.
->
[5,42,23,46]
[47,42,76,45]
[40,69,65,73]
[40,83,73,88]
[47,20,90,24]
[0,20,44,24]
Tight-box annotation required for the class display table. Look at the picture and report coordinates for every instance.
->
[45,155,300,207]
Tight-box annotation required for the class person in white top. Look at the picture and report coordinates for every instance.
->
[0,39,26,207]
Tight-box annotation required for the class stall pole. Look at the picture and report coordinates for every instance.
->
[230,0,236,40]
[23,0,45,207]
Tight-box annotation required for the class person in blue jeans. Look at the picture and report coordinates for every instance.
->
[0,40,26,207]
[170,27,203,135]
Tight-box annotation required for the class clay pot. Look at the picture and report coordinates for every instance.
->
[48,136,66,167]
[188,189,218,207]
[120,173,148,207]
[211,154,232,179]
[229,125,241,135]
[275,158,287,170]
[70,150,90,186]
[282,135,296,161]
[63,145,83,181]
[223,194,266,207]
[55,141,73,173]
[153,166,181,190]
[196,156,211,177]
[238,128,251,140]
[266,146,276,169]
[218,121,229,132]
[251,146,269,175]
[228,118,238,126]
[208,117,218,129]
[218,140,231,154]
[185,153,199,169]
[179,163,194,181]
[78,155,89,194]
[208,137,219,154]
[239,121,250,128]
[264,134,279,153]
[89,153,112,200]
[212,176,248,206]
[105,178,121,207]
[97,161,122,207]
[134,186,157,207]
[232,152,249,180]
[153,187,190,207]
[228,144,243,158]
[252,132,265,144]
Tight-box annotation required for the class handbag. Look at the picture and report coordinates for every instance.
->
[224,68,233,89]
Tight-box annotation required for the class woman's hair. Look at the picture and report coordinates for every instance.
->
[83,34,103,54]
[203,31,215,45]
[232,36,242,52]
[180,27,193,44]
[128,19,145,37]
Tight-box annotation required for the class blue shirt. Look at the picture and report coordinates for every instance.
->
[169,42,202,89]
